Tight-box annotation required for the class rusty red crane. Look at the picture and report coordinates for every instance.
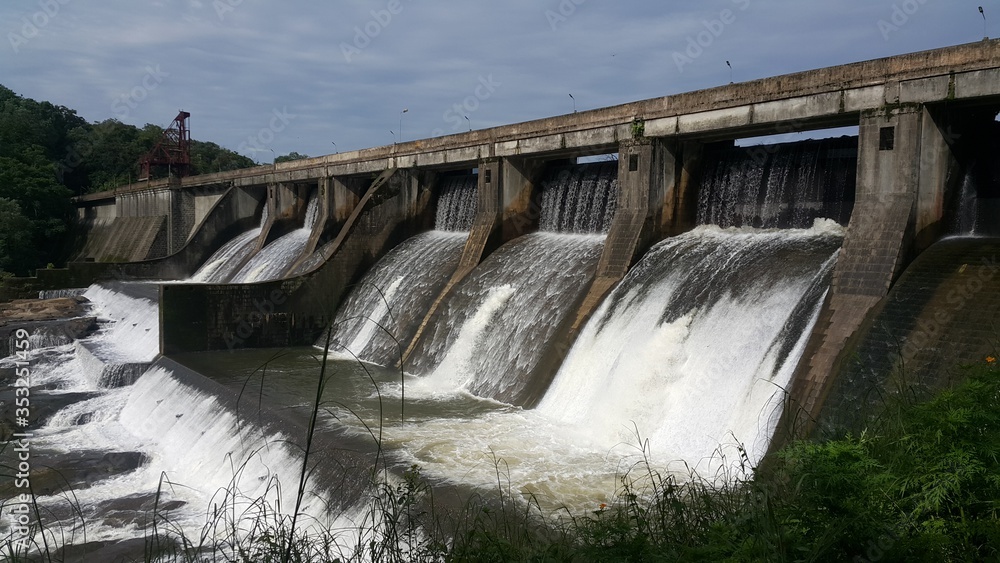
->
[138,110,191,180]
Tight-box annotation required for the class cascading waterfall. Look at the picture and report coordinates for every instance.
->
[4,135,869,551]
[189,227,262,282]
[400,162,617,404]
[538,223,842,474]
[2,283,368,552]
[698,137,856,228]
[231,195,320,283]
[323,231,467,365]
[405,233,604,404]
[5,330,72,357]
[189,203,269,283]
[82,285,159,351]
[538,161,618,233]
[318,174,478,365]
[22,362,366,547]
[38,288,88,299]
[435,174,478,231]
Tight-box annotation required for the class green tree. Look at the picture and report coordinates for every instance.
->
[0,198,36,276]
[274,151,309,163]
[0,84,261,270]
[0,145,74,271]
[190,140,256,174]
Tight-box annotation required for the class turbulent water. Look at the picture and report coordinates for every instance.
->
[2,143,861,551]
[698,137,856,228]
[405,233,604,405]
[323,231,467,365]
[189,227,262,283]
[538,161,618,233]
[435,174,478,232]
[231,196,320,283]
[318,173,477,366]
[189,203,269,283]
[0,284,364,553]
[540,222,842,473]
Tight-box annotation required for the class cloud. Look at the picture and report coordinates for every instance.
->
[0,0,986,159]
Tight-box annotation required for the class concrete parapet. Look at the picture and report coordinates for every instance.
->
[79,41,1000,206]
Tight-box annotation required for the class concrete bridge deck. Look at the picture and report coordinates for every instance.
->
[78,40,1000,204]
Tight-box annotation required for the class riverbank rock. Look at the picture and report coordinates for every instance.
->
[0,296,90,325]
[0,296,98,359]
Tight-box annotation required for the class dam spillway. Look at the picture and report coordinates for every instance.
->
[1,136,860,545]
[7,41,1000,555]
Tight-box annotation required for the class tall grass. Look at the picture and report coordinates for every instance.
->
[5,342,1000,561]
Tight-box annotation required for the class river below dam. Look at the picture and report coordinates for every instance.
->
[0,140,858,556]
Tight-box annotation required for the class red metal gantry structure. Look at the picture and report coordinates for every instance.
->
[138,110,192,180]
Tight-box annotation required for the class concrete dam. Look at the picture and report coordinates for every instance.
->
[7,41,1000,543]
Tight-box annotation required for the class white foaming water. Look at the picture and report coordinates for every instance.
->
[81,284,159,363]
[409,284,516,396]
[29,366,366,547]
[112,367,330,527]
[7,330,73,352]
[380,408,625,514]
[537,225,842,476]
[11,282,158,390]
[4,283,369,551]
[45,388,133,433]
[325,231,467,366]
[231,196,320,283]
[407,233,604,404]
[338,276,405,358]
[189,227,262,283]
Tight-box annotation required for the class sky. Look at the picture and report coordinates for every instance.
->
[1,0,995,163]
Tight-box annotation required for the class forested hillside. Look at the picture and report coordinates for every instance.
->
[0,85,256,276]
